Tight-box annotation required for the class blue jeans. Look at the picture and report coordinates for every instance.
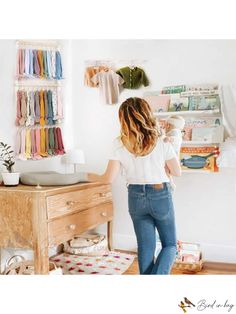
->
[128,183,177,275]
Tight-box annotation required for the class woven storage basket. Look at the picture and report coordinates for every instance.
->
[173,252,203,273]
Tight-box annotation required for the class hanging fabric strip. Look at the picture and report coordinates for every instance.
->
[34,90,40,124]
[30,128,37,160]
[16,47,63,80]
[40,127,48,157]
[39,90,45,126]
[56,127,65,154]
[18,128,27,160]
[29,91,35,126]
[25,128,31,159]
[55,51,63,79]
[25,91,31,127]
[43,90,48,125]
[33,49,40,77]
[15,90,21,126]
[35,128,42,159]
[19,91,27,126]
[24,49,30,76]
[15,129,21,156]
[47,90,54,125]
[48,127,55,155]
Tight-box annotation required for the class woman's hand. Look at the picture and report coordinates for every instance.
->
[165,164,171,175]
[88,160,121,184]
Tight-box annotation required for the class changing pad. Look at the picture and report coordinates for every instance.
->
[20,171,89,186]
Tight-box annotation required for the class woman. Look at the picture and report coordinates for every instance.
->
[88,97,181,275]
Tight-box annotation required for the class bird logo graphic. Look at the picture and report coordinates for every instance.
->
[178,297,195,313]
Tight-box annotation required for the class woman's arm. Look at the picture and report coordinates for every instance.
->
[165,157,182,177]
[88,160,121,184]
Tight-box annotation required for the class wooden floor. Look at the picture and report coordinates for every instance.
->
[122,251,236,275]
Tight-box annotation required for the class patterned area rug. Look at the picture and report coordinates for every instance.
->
[50,251,136,275]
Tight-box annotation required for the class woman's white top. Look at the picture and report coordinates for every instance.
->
[110,137,176,184]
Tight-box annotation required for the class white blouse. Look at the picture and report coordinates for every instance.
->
[110,137,176,184]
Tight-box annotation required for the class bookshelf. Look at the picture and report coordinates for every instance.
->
[182,169,211,173]
[182,140,222,145]
[145,84,223,173]
[154,109,220,117]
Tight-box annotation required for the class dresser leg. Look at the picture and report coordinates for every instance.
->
[32,194,49,274]
[107,220,113,251]
[33,247,49,275]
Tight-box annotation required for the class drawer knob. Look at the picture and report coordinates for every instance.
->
[99,192,106,197]
[101,212,107,217]
[66,201,75,206]
[68,224,76,230]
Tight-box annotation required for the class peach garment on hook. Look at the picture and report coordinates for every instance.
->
[84,66,110,87]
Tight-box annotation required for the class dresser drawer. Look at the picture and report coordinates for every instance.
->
[48,202,113,246]
[46,185,112,219]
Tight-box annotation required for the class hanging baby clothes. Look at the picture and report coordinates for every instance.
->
[16,90,21,126]
[16,48,63,80]
[34,91,40,124]
[55,51,63,80]
[116,66,149,89]
[33,50,40,77]
[84,66,110,87]
[56,127,65,155]
[39,90,45,126]
[91,69,124,105]
[16,89,64,126]
[18,128,27,161]
[15,127,65,160]
[25,128,31,159]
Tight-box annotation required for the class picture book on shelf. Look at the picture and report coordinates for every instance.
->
[180,146,219,172]
[188,95,220,111]
[191,126,224,143]
[183,117,222,141]
[161,85,186,94]
[181,90,219,97]
[185,84,219,92]
[144,93,170,112]
[168,94,189,112]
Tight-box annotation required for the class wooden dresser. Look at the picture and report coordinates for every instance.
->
[0,182,113,274]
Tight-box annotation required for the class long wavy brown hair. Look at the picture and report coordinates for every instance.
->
[119,97,160,156]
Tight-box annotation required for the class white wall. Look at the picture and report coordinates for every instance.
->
[71,40,236,263]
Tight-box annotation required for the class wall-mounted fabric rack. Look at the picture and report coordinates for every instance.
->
[85,59,148,66]
[15,80,61,88]
[15,84,61,91]
[16,40,61,51]
[15,40,65,160]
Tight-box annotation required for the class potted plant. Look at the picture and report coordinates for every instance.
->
[0,142,20,186]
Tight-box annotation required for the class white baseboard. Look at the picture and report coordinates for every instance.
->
[200,243,236,263]
[113,233,137,252]
[113,233,236,264]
